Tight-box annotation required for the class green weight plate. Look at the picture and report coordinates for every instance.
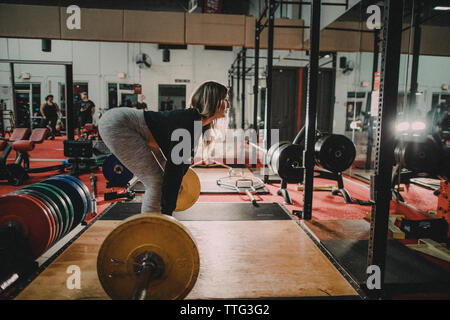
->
[14,188,62,244]
[45,176,87,227]
[23,183,70,238]
[38,182,75,235]
[44,177,85,229]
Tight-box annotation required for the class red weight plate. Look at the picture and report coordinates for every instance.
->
[14,189,58,246]
[0,194,53,258]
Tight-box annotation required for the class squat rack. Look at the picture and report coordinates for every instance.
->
[0,59,75,140]
[249,0,405,297]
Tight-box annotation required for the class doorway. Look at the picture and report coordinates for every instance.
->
[14,83,41,129]
[158,85,186,111]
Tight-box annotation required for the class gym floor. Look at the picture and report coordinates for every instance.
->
[2,136,449,300]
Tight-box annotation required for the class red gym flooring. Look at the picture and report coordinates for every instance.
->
[2,136,439,222]
[2,136,449,299]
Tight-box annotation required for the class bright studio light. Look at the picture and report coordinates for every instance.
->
[411,121,426,131]
[433,6,450,10]
[396,121,410,132]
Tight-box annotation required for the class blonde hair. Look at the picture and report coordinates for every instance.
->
[189,81,228,146]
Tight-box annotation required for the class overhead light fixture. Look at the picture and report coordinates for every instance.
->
[117,72,126,79]
[433,6,450,10]
[324,54,330,59]
[21,73,31,80]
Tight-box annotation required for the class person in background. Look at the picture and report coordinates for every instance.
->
[78,92,96,128]
[427,95,450,136]
[135,94,148,111]
[40,94,62,140]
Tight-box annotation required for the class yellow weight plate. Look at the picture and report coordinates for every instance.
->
[175,168,201,212]
[97,213,200,300]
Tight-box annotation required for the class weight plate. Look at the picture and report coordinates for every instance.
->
[272,143,304,183]
[44,176,86,229]
[394,138,441,174]
[102,154,133,185]
[55,175,91,219]
[22,183,69,239]
[97,213,200,300]
[0,193,53,258]
[314,134,356,173]
[38,182,75,236]
[14,189,60,244]
[175,168,201,212]
[55,175,90,219]
[266,141,286,171]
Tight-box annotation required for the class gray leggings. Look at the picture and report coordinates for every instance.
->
[98,108,162,213]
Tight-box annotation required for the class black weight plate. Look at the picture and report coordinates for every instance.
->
[271,143,304,183]
[56,175,91,219]
[397,138,441,174]
[314,134,356,173]
[56,175,90,219]
[267,141,290,174]
[22,183,70,238]
[44,176,86,229]
[37,182,75,236]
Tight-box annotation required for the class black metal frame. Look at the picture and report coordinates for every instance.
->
[367,0,403,297]
[235,0,406,298]
[364,30,380,170]
[408,0,422,111]
[301,0,321,220]
[252,0,407,297]
[0,59,75,140]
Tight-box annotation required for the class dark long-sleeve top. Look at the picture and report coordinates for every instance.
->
[144,108,202,215]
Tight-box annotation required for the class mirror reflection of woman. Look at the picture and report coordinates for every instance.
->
[40,94,62,140]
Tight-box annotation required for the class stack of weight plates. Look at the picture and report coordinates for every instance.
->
[0,175,91,259]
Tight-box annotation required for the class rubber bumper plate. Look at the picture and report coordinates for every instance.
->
[0,194,54,258]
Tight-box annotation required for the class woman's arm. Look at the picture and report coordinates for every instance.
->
[201,99,229,126]
[55,103,62,118]
[146,127,160,151]
[40,103,46,119]
[201,114,218,127]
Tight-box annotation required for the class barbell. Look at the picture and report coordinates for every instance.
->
[262,134,356,182]
[97,213,200,300]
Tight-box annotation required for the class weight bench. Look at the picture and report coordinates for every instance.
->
[0,128,31,160]
[10,128,67,178]
[12,128,49,169]
[0,128,32,185]
[0,128,31,154]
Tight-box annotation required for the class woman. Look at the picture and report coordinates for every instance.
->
[135,94,148,111]
[40,94,62,140]
[99,81,230,216]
